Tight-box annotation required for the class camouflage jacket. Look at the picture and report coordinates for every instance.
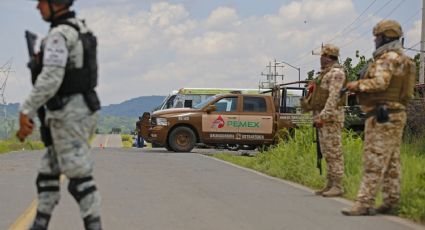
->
[20,14,94,121]
[316,65,346,123]
[357,41,407,113]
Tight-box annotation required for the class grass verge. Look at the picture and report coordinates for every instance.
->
[214,127,425,223]
[121,134,133,148]
[0,138,44,154]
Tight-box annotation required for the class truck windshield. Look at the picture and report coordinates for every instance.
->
[193,95,217,109]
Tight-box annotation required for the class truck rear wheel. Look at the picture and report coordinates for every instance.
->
[168,126,196,152]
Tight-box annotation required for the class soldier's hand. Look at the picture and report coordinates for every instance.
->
[314,119,324,128]
[346,81,359,92]
[17,112,34,142]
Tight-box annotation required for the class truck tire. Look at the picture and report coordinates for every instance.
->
[168,126,196,152]
[226,144,240,151]
[165,143,174,152]
[241,145,257,150]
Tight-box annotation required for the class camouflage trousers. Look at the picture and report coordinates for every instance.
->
[37,109,101,219]
[355,111,406,208]
[318,122,344,183]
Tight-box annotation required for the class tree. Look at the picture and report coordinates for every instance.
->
[342,50,372,82]
[306,70,315,80]
[413,53,421,82]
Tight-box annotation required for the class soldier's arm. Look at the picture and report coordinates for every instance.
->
[20,32,68,118]
[319,69,345,122]
[357,52,398,93]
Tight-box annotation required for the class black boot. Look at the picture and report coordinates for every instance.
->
[84,215,102,230]
[30,211,51,230]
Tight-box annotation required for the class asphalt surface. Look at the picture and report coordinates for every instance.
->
[0,137,423,230]
[91,134,123,148]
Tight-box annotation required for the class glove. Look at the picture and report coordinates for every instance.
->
[346,81,359,92]
[313,119,324,128]
[16,112,34,142]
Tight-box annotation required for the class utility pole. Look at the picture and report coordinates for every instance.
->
[0,60,12,139]
[420,0,425,84]
[260,59,284,89]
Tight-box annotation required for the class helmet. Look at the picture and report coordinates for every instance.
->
[32,0,74,6]
[373,20,403,38]
[321,44,339,57]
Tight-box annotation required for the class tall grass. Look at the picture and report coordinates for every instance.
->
[215,127,425,223]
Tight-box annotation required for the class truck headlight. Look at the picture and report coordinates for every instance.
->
[156,117,168,126]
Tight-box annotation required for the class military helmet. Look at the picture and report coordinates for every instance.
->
[32,0,74,6]
[321,44,340,57]
[373,20,403,38]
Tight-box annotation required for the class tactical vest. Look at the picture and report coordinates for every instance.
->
[307,64,347,111]
[35,19,100,112]
[357,52,415,107]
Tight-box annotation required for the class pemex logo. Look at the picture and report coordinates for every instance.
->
[211,115,225,129]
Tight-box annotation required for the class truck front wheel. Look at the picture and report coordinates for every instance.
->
[168,127,196,152]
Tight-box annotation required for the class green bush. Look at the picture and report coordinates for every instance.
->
[215,127,425,223]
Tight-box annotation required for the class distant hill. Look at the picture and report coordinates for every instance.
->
[1,103,19,118]
[98,95,166,133]
[0,96,165,136]
[100,95,165,117]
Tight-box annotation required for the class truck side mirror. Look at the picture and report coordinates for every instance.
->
[205,105,217,113]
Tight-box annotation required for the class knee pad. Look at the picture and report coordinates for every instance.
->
[84,215,102,230]
[68,176,97,202]
[36,173,60,194]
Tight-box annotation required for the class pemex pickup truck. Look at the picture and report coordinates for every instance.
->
[143,90,311,152]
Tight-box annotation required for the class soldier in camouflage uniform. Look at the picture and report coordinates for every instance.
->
[310,44,346,197]
[342,20,416,216]
[17,0,102,229]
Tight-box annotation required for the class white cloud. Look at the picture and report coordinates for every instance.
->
[64,0,398,104]
[406,19,421,46]
[148,2,189,28]
[206,7,239,29]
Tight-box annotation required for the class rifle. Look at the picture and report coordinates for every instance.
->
[313,123,322,175]
[339,63,371,97]
[25,30,41,82]
[25,30,53,146]
[25,30,37,57]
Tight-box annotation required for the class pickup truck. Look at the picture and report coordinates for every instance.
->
[143,91,311,152]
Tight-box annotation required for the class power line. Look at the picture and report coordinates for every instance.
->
[401,7,420,24]
[325,0,378,44]
[404,41,423,52]
[334,0,394,41]
[292,0,394,66]
[338,0,409,51]
[383,0,406,19]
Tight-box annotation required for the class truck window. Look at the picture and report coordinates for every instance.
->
[214,97,238,112]
[282,89,303,113]
[165,95,177,109]
[243,96,267,112]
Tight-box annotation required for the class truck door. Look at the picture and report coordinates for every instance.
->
[239,96,273,142]
[202,96,240,142]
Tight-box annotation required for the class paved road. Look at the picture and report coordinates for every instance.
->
[91,134,123,148]
[0,143,423,229]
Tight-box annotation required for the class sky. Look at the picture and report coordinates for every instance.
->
[0,0,422,106]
